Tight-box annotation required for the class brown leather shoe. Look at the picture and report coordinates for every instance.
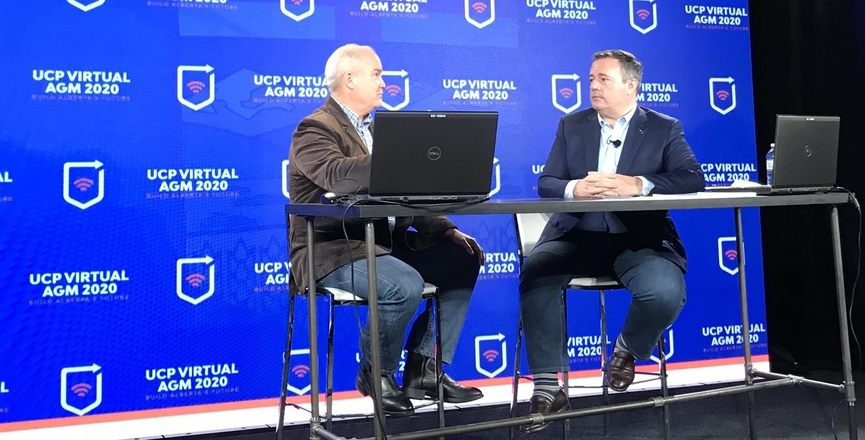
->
[521,389,569,434]
[608,350,636,392]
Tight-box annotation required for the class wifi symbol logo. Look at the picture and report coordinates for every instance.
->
[292,364,310,378]
[186,81,206,94]
[471,1,487,13]
[186,273,206,287]
[715,90,730,101]
[71,383,91,397]
[482,349,499,362]
[636,9,651,19]
[558,87,574,99]
[384,84,401,96]
[73,177,94,192]
[724,250,738,260]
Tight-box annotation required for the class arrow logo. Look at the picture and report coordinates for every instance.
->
[709,77,737,115]
[63,160,104,210]
[177,65,215,111]
[551,74,582,114]
[475,333,507,378]
[60,364,102,416]
[176,256,216,305]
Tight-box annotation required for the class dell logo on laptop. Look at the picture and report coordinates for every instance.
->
[427,147,442,160]
[804,145,812,157]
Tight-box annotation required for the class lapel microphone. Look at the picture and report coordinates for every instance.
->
[606,136,622,148]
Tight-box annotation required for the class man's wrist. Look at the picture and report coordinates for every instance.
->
[445,227,458,239]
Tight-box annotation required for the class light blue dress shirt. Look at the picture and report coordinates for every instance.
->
[563,106,654,233]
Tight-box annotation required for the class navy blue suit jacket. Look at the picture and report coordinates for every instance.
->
[536,106,705,272]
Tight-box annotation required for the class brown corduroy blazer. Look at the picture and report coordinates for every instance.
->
[287,97,456,293]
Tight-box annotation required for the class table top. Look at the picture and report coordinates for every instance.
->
[285,191,852,218]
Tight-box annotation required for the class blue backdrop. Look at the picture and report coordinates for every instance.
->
[0,0,764,426]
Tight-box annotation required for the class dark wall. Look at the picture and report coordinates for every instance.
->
[750,0,865,372]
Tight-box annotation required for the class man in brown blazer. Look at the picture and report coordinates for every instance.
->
[288,44,485,416]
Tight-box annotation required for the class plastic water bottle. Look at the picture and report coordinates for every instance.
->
[766,143,775,185]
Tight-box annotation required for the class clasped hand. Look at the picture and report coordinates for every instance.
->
[573,172,642,198]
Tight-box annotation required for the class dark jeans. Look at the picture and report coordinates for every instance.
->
[519,230,686,373]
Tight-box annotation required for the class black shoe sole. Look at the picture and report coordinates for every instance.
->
[403,386,485,404]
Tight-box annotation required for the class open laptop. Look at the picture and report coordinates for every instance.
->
[707,114,840,195]
[362,110,499,204]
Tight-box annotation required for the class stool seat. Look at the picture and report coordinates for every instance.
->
[322,283,439,304]
[567,276,622,289]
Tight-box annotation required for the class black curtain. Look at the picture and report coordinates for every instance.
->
[749,0,865,372]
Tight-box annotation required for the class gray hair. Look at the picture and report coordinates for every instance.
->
[592,49,642,85]
[324,43,377,92]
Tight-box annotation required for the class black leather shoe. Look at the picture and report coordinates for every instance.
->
[608,350,636,392]
[355,363,414,416]
[521,388,569,434]
[402,352,484,403]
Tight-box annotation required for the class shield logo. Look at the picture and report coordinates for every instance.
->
[282,159,290,199]
[717,236,740,275]
[60,364,102,416]
[63,161,104,210]
[280,0,315,22]
[67,0,105,12]
[381,70,410,111]
[489,157,501,197]
[629,0,657,34]
[551,74,581,114]
[649,327,675,364]
[176,256,215,305]
[177,65,215,111]
[284,348,311,395]
[709,77,736,115]
[474,333,507,378]
[465,0,495,29]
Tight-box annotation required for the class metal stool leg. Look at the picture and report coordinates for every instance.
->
[599,289,609,437]
[509,317,523,440]
[561,291,570,440]
[325,298,335,432]
[276,293,296,440]
[658,337,670,440]
[432,296,445,437]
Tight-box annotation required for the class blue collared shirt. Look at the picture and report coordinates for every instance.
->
[333,97,373,151]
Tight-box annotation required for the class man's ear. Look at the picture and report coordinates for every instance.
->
[627,78,639,95]
[345,72,355,90]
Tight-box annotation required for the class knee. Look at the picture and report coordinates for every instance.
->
[634,273,686,311]
[379,270,425,307]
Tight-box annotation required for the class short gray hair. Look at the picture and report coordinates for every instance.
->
[592,49,642,85]
[324,44,377,92]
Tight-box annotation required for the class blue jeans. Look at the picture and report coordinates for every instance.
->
[519,230,686,373]
[319,235,479,374]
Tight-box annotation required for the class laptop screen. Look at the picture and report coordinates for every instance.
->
[369,111,499,198]
[773,114,840,189]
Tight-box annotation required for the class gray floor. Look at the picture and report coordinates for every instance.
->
[177,371,864,440]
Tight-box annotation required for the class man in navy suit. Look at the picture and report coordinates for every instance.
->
[519,50,705,433]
